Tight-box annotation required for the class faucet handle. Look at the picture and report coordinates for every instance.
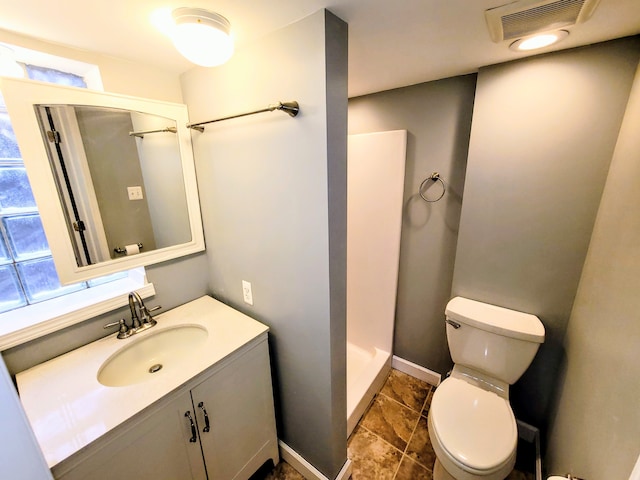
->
[103,319,132,339]
[140,305,161,326]
[103,318,125,330]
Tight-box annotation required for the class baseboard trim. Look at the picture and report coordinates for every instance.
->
[516,419,537,443]
[278,440,352,480]
[516,420,542,480]
[391,355,441,386]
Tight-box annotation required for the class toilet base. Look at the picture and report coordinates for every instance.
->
[433,458,457,480]
[433,457,515,480]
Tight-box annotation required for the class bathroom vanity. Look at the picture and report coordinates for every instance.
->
[16,296,279,480]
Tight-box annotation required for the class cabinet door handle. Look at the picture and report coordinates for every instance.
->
[184,411,197,442]
[198,401,211,433]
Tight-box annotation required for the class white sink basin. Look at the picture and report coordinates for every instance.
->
[98,324,208,387]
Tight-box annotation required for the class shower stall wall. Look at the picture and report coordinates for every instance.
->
[346,130,407,436]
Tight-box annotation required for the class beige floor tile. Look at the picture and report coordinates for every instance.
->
[421,387,435,418]
[347,426,403,480]
[380,369,432,413]
[260,461,306,480]
[395,455,433,480]
[406,416,437,470]
[360,394,420,451]
[259,369,536,480]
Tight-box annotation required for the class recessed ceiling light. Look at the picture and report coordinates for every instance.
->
[510,30,569,52]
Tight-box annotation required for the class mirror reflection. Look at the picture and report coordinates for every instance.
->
[35,104,191,266]
[0,77,204,284]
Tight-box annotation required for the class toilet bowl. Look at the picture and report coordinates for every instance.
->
[428,297,545,480]
[428,374,517,480]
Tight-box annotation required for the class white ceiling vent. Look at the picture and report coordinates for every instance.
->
[485,0,601,42]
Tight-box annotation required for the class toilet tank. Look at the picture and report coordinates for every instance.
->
[445,297,545,384]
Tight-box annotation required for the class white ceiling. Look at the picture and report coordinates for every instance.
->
[0,0,639,97]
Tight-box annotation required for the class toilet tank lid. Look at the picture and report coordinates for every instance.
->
[446,297,545,343]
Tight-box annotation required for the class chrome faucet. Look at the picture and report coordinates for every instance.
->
[104,291,161,339]
[128,291,143,330]
[128,291,160,332]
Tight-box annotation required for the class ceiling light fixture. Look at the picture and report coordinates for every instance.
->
[170,8,233,67]
[510,30,569,51]
[0,45,25,78]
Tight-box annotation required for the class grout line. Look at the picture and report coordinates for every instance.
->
[352,373,435,480]
[378,385,432,415]
[390,457,402,480]
[391,386,433,480]
[357,424,406,457]
[378,391,421,414]
[354,412,418,480]
[403,392,433,471]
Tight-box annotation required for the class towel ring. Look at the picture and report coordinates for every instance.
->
[419,172,446,202]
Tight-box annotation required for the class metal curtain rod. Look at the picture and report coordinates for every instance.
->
[129,127,177,138]
[187,101,300,132]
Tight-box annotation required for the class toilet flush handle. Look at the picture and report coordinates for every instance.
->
[445,319,461,329]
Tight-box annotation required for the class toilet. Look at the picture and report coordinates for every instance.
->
[428,296,545,480]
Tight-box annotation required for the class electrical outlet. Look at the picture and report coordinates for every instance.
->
[127,186,144,200]
[242,280,253,305]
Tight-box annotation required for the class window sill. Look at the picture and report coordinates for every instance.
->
[0,269,155,350]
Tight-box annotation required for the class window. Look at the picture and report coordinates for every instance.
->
[0,65,120,315]
[24,64,87,88]
[0,48,153,348]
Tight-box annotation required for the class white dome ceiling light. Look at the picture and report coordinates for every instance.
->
[170,8,234,67]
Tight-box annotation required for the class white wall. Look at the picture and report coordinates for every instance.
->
[180,10,348,479]
[546,60,640,480]
[0,28,183,103]
[131,112,190,248]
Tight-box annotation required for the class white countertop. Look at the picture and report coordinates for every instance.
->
[16,295,268,468]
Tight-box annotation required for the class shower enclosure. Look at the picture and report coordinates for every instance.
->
[347,130,406,436]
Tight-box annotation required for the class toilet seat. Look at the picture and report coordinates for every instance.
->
[429,377,517,475]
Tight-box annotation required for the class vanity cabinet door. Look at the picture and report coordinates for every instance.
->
[54,390,207,480]
[191,339,279,480]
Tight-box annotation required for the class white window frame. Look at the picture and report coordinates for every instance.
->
[0,45,154,351]
[0,268,154,350]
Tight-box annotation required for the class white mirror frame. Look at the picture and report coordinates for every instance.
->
[0,77,204,283]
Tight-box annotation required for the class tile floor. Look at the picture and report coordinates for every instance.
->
[256,369,535,480]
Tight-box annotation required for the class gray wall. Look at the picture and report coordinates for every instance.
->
[180,10,348,479]
[76,109,157,254]
[452,37,640,430]
[545,61,640,480]
[348,75,477,374]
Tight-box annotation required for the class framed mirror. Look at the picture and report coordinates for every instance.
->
[0,77,204,284]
